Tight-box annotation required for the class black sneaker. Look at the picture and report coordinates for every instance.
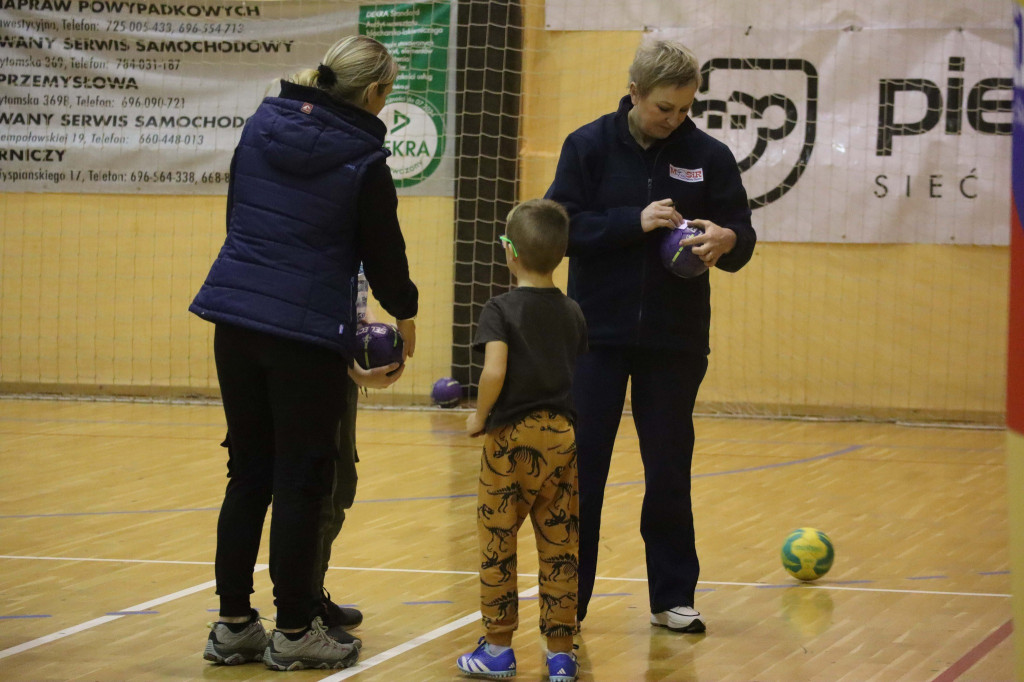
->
[322,589,363,630]
[326,624,362,651]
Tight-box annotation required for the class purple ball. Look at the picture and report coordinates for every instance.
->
[660,222,708,279]
[353,323,404,369]
[431,377,462,408]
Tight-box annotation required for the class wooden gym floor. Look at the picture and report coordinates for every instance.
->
[0,397,1011,681]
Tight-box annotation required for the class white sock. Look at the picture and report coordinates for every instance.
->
[485,642,511,655]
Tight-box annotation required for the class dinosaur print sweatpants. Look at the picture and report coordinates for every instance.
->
[476,410,579,640]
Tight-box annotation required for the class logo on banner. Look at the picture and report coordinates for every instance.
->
[691,58,818,209]
[669,165,704,182]
[877,57,1012,157]
[381,92,445,188]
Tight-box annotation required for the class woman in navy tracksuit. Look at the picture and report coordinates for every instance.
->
[190,36,417,670]
[545,40,756,634]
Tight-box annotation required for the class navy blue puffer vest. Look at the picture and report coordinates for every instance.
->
[190,91,386,355]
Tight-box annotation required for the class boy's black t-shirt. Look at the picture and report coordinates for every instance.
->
[473,286,588,432]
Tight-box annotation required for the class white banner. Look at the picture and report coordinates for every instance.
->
[544,0,1003,33]
[0,0,455,196]
[659,26,1013,244]
[547,1,1012,244]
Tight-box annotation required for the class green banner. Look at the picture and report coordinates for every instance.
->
[361,1,451,191]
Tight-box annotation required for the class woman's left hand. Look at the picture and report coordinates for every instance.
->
[681,219,737,269]
[349,362,404,388]
[396,318,416,360]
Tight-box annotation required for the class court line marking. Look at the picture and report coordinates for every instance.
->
[605,576,1011,599]
[0,555,1008,671]
[0,555,1009,598]
[320,585,540,681]
[0,412,1002,457]
[931,619,1013,682]
[0,566,266,661]
[0,445,863,518]
[0,554,213,565]
[609,445,864,487]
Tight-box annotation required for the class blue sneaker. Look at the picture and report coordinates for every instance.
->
[547,650,578,682]
[456,637,516,679]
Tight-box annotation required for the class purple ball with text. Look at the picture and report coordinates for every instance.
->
[660,222,708,279]
[353,323,404,370]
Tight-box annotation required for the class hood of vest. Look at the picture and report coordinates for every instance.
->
[256,96,385,177]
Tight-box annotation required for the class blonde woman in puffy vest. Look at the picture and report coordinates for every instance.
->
[193,34,418,672]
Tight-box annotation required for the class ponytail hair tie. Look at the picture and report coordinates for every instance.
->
[316,63,337,87]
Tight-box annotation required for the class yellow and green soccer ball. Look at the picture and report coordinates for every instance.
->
[781,527,834,581]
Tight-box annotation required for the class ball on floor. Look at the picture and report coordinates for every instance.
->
[781,527,834,581]
[431,377,462,407]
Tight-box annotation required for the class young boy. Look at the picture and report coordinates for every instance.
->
[456,198,588,682]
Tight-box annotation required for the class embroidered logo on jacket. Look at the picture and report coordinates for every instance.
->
[300,103,313,114]
[669,165,703,182]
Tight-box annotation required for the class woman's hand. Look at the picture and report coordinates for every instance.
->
[682,219,737,268]
[641,198,684,233]
[348,362,404,388]
[396,318,416,361]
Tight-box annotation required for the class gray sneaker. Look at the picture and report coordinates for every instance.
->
[203,609,270,665]
[263,616,359,671]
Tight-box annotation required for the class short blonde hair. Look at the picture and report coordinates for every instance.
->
[289,35,398,107]
[629,39,702,97]
[506,199,570,274]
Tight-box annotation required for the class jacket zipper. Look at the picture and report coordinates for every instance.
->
[636,146,666,345]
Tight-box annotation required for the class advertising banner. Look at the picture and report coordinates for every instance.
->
[361,1,454,194]
[650,26,1012,245]
[0,0,454,196]
[545,1,1011,244]
[544,0,1000,34]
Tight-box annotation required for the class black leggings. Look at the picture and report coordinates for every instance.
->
[212,323,349,629]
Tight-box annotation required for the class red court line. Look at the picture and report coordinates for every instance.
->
[931,619,1013,682]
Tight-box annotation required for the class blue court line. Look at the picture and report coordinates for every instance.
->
[106,610,158,615]
[2,412,1000,458]
[907,575,948,581]
[0,495,481,518]
[0,444,866,519]
[354,493,475,504]
[0,507,219,519]
[608,444,863,487]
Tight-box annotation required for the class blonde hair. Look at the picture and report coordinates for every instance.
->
[289,35,398,107]
[506,199,570,274]
[628,39,702,97]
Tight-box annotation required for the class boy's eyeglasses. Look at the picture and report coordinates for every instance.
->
[498,235,518,258]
